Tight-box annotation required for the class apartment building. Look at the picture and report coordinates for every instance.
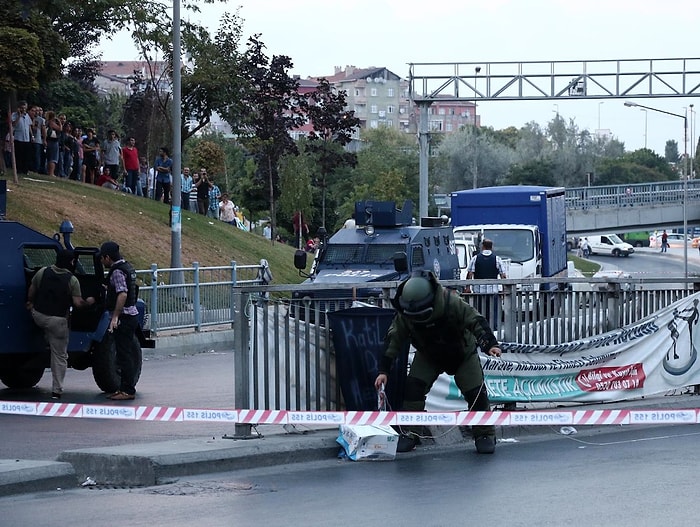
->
[317,65,478,136]
[320,66,410,136]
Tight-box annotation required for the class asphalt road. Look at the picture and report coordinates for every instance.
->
[0,350,244,460]
[1,423,698,527]
[587,245,700,277]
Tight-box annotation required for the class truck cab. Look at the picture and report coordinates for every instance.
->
[292,200,459,317]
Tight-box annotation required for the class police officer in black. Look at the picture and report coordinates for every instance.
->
[100,241,140,400]
[466,238,507,329]
[26,249,95,398]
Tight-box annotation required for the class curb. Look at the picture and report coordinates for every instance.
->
[0,460,76,497]
[57,432,340,487]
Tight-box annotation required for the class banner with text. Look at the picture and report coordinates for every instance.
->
[427,293,700,410]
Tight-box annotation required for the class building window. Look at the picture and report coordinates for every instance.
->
[387,120,393,128]
[354,104,365,114]
[446,123,453,132]
[387,105,395,114]
[371,88,377,97]
[387,87,394,97]
[370,120,378,129]
[438,108,445,115]
[370,105,378,114]
[429,120,443,132]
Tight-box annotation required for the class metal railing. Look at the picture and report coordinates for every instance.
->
[135,260,268,335]
[131,264,699,417]
[230,277,699,416]
[565,180,700,212]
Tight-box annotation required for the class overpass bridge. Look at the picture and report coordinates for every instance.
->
[565,180,700,234]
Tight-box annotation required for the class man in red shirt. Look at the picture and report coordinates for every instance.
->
[96,167,120,190]
[121,137,140,194]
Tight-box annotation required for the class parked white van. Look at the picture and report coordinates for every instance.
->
[584,233,635,257]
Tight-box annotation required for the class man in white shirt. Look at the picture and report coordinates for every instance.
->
[11,100,33,174]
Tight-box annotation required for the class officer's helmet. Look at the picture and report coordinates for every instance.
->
[399,275,435,323]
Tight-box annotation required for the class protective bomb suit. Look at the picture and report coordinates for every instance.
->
[374,271,502,454]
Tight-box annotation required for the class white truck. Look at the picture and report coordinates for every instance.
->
[450,186,568,286]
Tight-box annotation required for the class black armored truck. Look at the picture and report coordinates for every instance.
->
[0,217,153,392]
[292,200,460,320]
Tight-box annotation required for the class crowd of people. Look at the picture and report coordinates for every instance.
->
[4,101,250,230]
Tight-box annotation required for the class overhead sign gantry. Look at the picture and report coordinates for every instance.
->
[409,57,700,218]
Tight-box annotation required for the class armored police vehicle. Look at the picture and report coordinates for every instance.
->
[0,217,153,392]
[292,200,460,320]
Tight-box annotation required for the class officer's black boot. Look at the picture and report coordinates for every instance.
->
[465,384,496,454]
[395,377,427,452]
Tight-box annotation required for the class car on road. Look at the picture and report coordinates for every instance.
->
[650,232,691,249]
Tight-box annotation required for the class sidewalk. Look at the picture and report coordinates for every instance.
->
[2,391,700,496]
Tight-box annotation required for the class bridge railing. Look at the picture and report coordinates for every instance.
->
[566,180,700,212]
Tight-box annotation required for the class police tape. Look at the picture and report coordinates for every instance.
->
[1,400,700,425]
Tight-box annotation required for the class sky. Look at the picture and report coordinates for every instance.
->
[98,0,699,158]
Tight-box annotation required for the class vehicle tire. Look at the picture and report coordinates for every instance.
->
[566,241,573,251]
[635,241,643,248]
[92,334,143,393]
[0,365,45,389]
[612,249,621,257]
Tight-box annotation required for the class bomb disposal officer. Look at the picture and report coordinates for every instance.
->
[374,271,502,454]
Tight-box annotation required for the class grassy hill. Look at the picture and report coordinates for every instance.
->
[2,174,305,284]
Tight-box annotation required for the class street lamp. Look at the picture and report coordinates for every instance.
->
[598,101,604,131]
[624,101,689,279]
[640,108,648,149]
[691,104,696,179]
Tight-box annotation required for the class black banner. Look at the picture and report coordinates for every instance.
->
[328,307,409,411]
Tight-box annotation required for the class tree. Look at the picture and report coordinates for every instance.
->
[236,36,305,239]
[350,127,419,214]
[0,27,43,96]
[278,139,316,244]
[436,125,515,191]
[0,26,43,181]
[665,140,680,163]
[187,140,226,186]
[504,160,557,186]
[127,9,247,149]
[304,78,361,228]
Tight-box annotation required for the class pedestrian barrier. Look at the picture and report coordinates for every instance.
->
[1,400,698,426]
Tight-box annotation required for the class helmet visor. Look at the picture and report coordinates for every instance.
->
[402,306,434,324]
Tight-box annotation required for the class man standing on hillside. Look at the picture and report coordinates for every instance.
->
[102,130,122,183]
[26,249,95,399]
[180,167,193,211]
[207,175,222,220]
[100,241,141,400]
[154,147,173,204]
[11,100,33,174]
[195,167,212,214]
[121,137,140,194]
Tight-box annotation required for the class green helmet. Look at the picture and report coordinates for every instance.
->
[399,275,435,321]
